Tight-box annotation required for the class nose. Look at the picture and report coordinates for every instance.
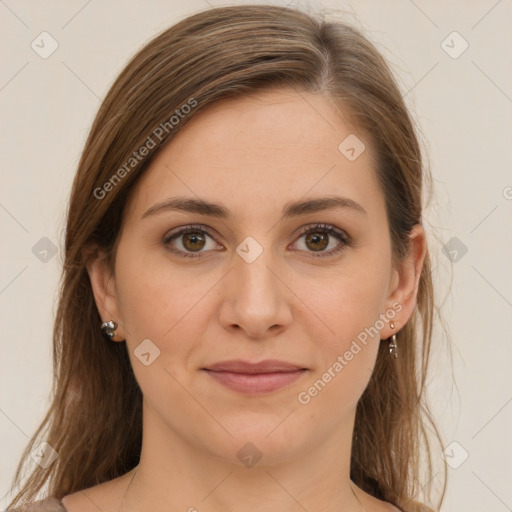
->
[218,246,293,339]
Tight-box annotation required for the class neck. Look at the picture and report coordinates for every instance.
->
[117,401,366,512]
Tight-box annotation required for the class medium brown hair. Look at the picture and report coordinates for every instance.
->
[8,4,447,510]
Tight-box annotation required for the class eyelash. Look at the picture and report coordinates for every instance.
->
[163,223,351,259]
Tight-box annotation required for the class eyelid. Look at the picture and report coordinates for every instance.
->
[293,223,349,243]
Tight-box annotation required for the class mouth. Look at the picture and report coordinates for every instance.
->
[201,359,308,394]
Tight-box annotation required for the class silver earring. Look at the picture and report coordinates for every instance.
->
[388,322,398,358]
[101,320,123,341]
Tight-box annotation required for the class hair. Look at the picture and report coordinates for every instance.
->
[8,4,447,511]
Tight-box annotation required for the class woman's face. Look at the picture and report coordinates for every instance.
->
[89,87,424,467]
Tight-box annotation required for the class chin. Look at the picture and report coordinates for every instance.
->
[201,421,310,467]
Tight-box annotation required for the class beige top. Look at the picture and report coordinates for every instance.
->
[7,496,410,512]
[7,496,409,512]
[7,497,67,511]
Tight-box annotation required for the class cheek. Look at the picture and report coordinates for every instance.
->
[296,256,391,407]
[115,266,171,341]
[305,258,390,344]
[114,246,217,371]
[113,255,200,410]
[114,236,192,338]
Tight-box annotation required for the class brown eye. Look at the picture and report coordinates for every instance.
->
[182,231,206,252]
[304,232,329,252]
[163,225,221,258]
[293,223,350,258]
[164,223,350,260]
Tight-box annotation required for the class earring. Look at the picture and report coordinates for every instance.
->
[388,322,398,358]
[101,320,124,341]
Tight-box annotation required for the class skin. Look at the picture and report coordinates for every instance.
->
[64,87,425,512]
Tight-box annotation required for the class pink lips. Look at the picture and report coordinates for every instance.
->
[202,359,308,394]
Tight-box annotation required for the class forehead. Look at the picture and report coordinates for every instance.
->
[124,87,383,222]
[168,87,362,164]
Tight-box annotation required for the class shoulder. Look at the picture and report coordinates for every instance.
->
[7,497,67,512]
[353,485,427,512]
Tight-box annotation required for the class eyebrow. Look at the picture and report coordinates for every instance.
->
[141,195,367,220]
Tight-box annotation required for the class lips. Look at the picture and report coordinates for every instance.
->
[204,359,307,374]
[202,359,308,394]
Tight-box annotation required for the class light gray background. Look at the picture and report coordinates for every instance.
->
[1,1,511,510]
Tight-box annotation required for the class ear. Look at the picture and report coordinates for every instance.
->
[381,224,427,339]
[85,248,126,342]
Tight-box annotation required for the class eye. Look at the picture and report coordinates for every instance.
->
[292,223,350,258]
[163,223,351,259]
[163,225,221,258]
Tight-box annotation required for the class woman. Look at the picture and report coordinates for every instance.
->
[7,4,446,511]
